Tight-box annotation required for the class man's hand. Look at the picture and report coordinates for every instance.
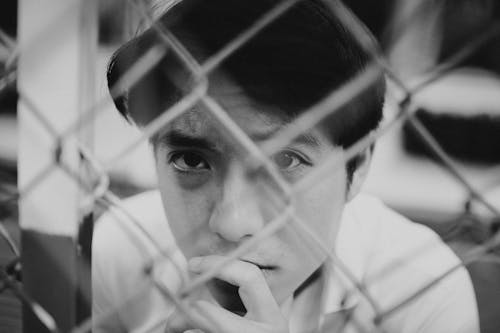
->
[164,255,289,333]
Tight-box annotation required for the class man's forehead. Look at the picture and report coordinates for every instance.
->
[166,100,287,140]
[169,108,211,135]
[157,79,327,148]
[159,105,325,154]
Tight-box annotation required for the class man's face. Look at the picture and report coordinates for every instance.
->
[154,82,349,306]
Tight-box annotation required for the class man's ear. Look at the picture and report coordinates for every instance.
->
[346,147,372,202]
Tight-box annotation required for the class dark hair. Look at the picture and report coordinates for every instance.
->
[107,0,385,176]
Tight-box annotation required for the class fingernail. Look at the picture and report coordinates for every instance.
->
[188,256,203,271]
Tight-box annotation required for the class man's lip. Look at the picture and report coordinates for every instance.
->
[240,259,277,270]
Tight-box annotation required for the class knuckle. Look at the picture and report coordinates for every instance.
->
[277,322,289,333]
[271,322,289,333]
[164,311,186,333]
[260,321,288,333]
[273,316,289,332]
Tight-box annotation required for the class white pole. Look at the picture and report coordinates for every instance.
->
[18,0,97,330]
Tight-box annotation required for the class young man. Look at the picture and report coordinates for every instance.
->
[93,0,479,332]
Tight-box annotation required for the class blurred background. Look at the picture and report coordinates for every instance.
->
[1,0,500,331]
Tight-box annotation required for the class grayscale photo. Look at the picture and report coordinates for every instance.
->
[0,0,499,332]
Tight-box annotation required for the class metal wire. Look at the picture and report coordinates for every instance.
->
[0,269,59,333]
[199,0,303,75]
[0,222,19,257]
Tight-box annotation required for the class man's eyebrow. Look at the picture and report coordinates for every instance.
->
[157,129,320,150]
[290,133,320,147]
[253,131,320,147]
[157,130,218,150]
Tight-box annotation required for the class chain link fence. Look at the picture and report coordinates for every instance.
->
[1,0,500,332]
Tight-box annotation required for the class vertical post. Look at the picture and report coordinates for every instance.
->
[17,0,97,331]
[77,0,98,325]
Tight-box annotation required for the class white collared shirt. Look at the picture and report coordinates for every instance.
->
[92,191,479,332]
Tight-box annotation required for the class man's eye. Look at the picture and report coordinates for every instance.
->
[170,152,210,171]
[272,151,309,170]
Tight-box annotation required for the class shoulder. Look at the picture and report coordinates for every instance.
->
[339,194,448,280]
[343,193,462,273]
[92,190,183,332]
[341,194,479,332]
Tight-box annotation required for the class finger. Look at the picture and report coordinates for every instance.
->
[165,307,210,333]
[164,309,192,333]
[166,299,248,333]
[193,300,288,333]
[188,255,282,322]
[193,300,254,333]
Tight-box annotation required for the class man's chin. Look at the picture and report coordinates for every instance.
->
[207,278,247,316]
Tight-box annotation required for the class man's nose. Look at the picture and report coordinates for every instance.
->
[208,166,267,242]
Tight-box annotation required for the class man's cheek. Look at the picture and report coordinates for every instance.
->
[165,197,211,248]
